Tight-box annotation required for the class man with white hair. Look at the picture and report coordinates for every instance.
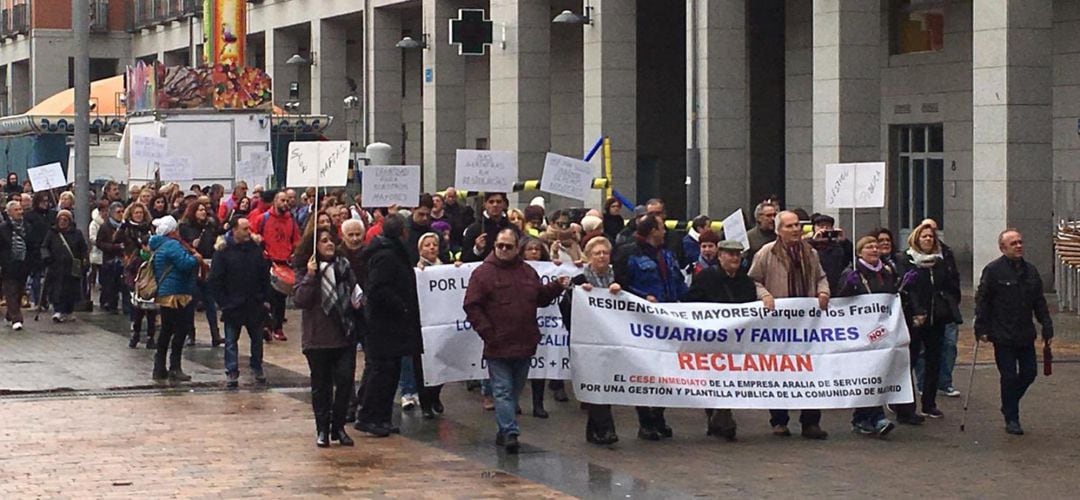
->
[0,200,30,330]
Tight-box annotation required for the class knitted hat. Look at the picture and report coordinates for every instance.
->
[431,220,451,234]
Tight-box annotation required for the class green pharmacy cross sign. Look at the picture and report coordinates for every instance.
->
[449,9,494,56]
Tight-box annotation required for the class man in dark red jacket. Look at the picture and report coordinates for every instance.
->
[463,228,569,454]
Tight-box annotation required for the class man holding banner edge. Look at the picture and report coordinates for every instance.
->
[748,210,831,439]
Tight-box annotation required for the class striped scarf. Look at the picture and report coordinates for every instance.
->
[318,257,356,337]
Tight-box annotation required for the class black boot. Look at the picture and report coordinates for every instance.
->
[210,323,224,348]
[128,323,140,349]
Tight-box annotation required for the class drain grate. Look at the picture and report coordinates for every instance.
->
[0,383,310,402]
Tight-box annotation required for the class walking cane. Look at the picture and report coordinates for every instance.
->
[960,339,981,432]
[34,273,50,322]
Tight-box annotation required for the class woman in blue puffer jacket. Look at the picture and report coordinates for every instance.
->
[149,215,201,382]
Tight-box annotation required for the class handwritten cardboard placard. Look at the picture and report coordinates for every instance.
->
[27,162,67,192]
[540,153,593,201]
[362,165,421,207]
[824,162,886,209]
[287,141,351,188]
[159,156,194,182]
[454,149,516,193]
[131,135,168,163]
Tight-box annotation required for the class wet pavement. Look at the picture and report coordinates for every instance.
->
[1,304,1078,498]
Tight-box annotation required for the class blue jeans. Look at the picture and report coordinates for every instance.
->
[916,322,958,391]
[224,316,264,374]
[487,357,530,437]
[399,356,417,396]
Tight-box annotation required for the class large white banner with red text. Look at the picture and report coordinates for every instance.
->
[417,262,579,386]
[570,288,914,409]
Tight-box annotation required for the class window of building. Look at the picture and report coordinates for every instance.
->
[892,124,944,231]
[891,0,944,54]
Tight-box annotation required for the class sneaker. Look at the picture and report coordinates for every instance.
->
[1005,420,1024,435]
[226,372,239,389]
[772,424,791,437]
[51,313,63,323]
[253,369,267,384]
[852,421,876,435]
[11,321,22,331]
[482,396,495,411]
[924,407,945,419]
[874,418,896,437]
[401,395,417,411]
[941,386,961,398]
[273,328,288,341]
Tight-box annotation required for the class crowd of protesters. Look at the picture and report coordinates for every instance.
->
[0,171,1052,449]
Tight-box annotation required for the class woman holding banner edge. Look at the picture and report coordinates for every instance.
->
[836,236,909,437]
[560,237,622,445]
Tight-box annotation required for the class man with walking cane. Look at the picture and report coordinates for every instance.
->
[973,229,1053,435]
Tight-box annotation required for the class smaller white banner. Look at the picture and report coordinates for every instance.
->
[362,165,421,207]
[540,152,593,201]
[454,149,517,193]
[159,156,194,182]
[825,162,887,209]
[418,261,579,386]
[235,159,267,189]
[27,162,66,192]
[287,141,351,188]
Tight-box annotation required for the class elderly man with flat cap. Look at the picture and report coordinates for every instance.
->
[686,239,764,440]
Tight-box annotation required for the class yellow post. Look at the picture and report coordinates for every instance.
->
[603,136,613,200]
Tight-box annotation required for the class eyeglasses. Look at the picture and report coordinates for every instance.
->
[495,243,516,251]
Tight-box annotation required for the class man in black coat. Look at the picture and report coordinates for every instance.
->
[355,214,423,437]
[461,192,510,263]
[686,240,761,440]
[0,200,31,330]
[974,229,1052,436]
[208,218,271,388]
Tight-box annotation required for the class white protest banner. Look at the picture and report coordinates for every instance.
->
[27,162,66,192]
[362,165,421,207]
[825,162,886,209]
[251,151,275,175]
[418,261,580,386]
[130,135,168,163]
[720,208,750,251]
[540,152,593,201]
[159,156,194,182]
[235,159,267,188]
[287,141,351,187]
[454,149,516,193]
[570,288,913,409]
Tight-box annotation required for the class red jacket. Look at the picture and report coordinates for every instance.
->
[254,208,299,263]
[217,194,242,221]
[463,253,565,359]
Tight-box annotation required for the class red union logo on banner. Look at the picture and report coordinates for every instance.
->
[867,327,888,344]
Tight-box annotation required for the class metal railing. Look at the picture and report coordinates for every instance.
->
[129,0,201,32]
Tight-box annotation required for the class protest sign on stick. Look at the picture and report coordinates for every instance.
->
[362,165,421,207]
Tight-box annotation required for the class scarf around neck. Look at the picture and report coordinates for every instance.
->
[584,264,614,288]
[9,219,26,262]
[906,247,941,268]
[318,257,356,338]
